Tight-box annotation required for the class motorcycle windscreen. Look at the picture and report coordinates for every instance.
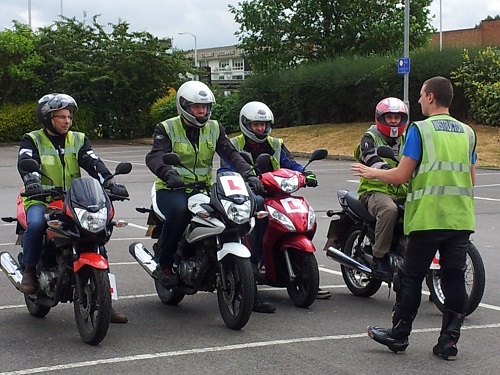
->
[65,177,109,211]
[214,172,251,203]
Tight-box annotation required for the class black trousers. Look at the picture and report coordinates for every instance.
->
[397,230,470,315]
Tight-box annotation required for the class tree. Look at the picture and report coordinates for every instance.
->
[34,15,192,138]
[229,0,434,72]
[0,21,43,104]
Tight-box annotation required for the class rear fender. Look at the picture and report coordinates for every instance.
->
[217,242,251,261]
[73,253,109,272]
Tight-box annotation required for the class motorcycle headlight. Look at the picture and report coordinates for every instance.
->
[74,207,108,232]
[268,206,296,231]
[274,175,299,193]
[221,199,252,224]
[307,205,316,231]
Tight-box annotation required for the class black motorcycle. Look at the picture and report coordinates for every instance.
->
[324,146,485,316]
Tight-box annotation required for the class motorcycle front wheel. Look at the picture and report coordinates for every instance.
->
[426,241,485,316]
[217,255,254,330]
[25,294,51,318]
[74,267,111,345]
[284,250,319,308]
[154,279,185,305]
[341,227,382,297]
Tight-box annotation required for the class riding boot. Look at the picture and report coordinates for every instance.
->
[19,265,37,294]
[433,309,464,360]
[253,283,276,313]
[110,307,129,324]
[367,304,414,353]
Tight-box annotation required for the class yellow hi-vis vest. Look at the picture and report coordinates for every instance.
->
[355,125,407,199]
[155,116,220,191]
[230,134,282,171]
[404,116,475,234]
[23,129,84,209]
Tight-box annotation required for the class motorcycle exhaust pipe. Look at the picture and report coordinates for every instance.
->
[326,246,373,274]
[0,251,23,290]
[129,242,158,277]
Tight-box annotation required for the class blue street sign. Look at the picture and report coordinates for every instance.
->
[398,57,410,74]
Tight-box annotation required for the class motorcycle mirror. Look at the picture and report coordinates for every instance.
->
[162,153,182,166]
[302,148,328,169]
[114,162,132,176]
[254,153,274,174]
[309,148,328,162]
[377,146,398,163]
[19,158,40,174]
[162,152,198,181]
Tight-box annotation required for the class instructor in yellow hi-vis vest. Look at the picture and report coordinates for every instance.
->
[351,76,476,361]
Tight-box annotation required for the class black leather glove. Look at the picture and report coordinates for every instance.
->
[246,175,265,195]
[163,170,184,189]
[303,170,318,187]
[23,173,43,196]
[104,178,129,197]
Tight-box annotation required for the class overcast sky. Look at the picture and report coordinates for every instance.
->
[1,1,500,50]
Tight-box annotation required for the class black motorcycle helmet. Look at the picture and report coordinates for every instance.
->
[35,93,78,134]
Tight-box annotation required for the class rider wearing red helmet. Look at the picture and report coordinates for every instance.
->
[355,97,409,278]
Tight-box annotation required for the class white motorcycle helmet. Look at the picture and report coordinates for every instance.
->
[239,101,274,143]
[176,81,216,128]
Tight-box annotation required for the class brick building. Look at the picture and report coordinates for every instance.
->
[430,19,500,48]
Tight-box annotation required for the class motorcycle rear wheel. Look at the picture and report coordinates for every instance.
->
[24,294,51,318]
[74,267,111,345]
[217,255,254,330]
[426,241,485,316]
[154,279,185,305]
[341,228,382,297]
[285,250,319,308]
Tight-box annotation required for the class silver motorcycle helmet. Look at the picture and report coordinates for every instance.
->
[176,81,216,128]
[239,101,274,144]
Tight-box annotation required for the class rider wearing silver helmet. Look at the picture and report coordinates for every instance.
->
[18,93,129,323]
[146,81,263,288]
[219,101,327,309]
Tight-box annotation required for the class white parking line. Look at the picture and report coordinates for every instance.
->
[1,323,499,375]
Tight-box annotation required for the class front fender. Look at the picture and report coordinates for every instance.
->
[278,234,316,253]
[217,242,251,261]
[73,253,109,272]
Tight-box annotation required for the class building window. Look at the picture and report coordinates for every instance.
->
[219,59,230,70]
[233,58,244,71]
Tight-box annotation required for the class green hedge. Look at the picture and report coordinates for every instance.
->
[237,47,478,127]
[0,102,96,143]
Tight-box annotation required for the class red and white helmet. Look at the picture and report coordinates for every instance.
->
[375,97,408,138]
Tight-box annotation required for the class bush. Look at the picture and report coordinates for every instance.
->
[212,92,242,133]
[0,102,38,143]
[452,47,500,125]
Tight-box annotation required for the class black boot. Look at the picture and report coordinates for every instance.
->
[19,265,37,294]
[367,305,414,353]
[372,255,392,280]
[253,284,275,313]
[433,309,464,360]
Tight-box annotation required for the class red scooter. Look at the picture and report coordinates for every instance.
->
[252,148,328,308]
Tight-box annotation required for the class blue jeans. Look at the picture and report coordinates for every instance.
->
[155,189,193,269]
[22,204,47,267]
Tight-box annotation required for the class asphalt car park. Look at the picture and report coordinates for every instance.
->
[1,144,499,375]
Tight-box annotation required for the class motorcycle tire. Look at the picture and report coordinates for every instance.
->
[74,267,111,345]
[154,279,185,305]
[285,250,319,308]
[24,294,51,318]
[426,241,485,317]
[217,255,254,330]
[341,227,382,297]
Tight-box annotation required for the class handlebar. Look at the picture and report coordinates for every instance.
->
[170,181,210,193]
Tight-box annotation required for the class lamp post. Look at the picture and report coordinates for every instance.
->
[178,31,198,79]
[28,0,32,29]
[439,0,443,51]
